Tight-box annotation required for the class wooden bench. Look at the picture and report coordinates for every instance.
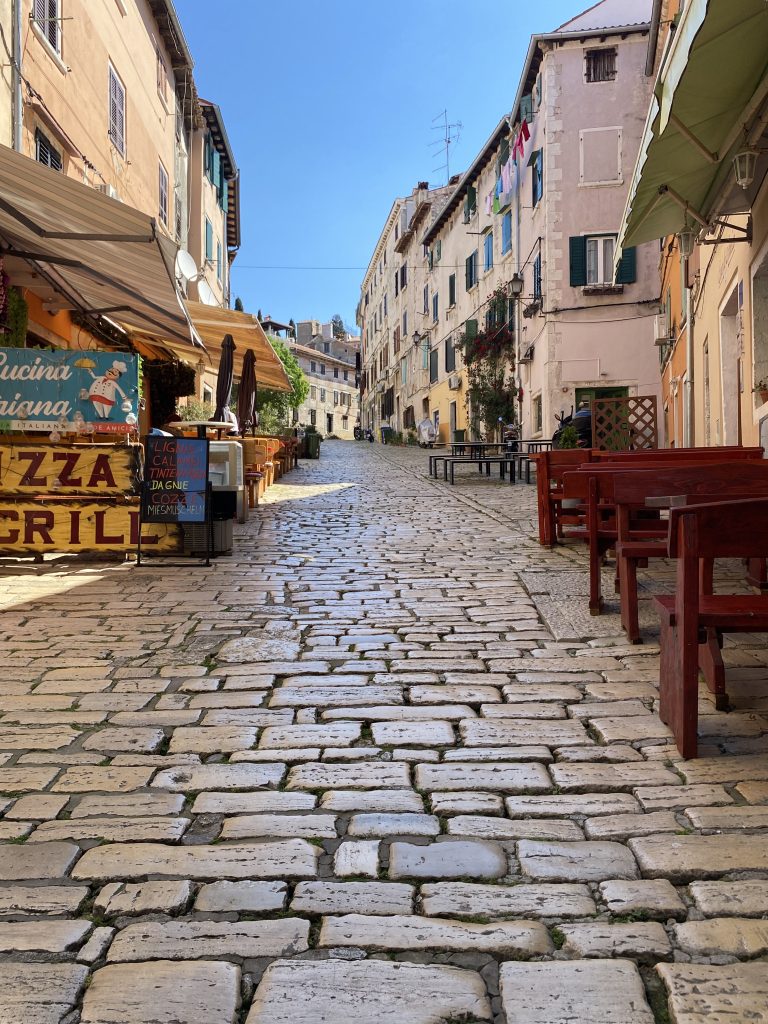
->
[531,449,595,547]
[655,497,768,758]
[614,463,768,643]
[446,456,513,484]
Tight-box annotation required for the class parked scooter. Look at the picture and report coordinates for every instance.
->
[417,418,437,448]
[552,404,592,449]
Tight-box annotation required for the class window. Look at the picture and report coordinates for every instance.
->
[586,48,617,83]
[533,253,542,300]
[402,312,407,337]
[448,273,456,307]
[436,240,442,263]
[33,0,60,54]
[569,235,636,286]
[310,385,317,399]
[320,363,326,375]
[343,370,349,381]
[204,217,213,262]
[432,292,439,323]
[108,65,126,156]
[463,185,477,223]
[394,270,399,297]
[323,341,330,353]
[423,285,429,315]
[383,293,388,317]
[203,386,213,405]
[586,235,615,285]
[429,347,439,384]
[400,357,407,385]
[531,150,543,207]
[421,341,429,370]
[393,326,401,354]
[501,212,512,255]
[400,264,408,289]
[174,194,182,241]
[158,162,169,227]
[156,43,168,103]
[333,367,339,379]
[310,409,317,427]
[342,416,349,428]
[532,394,543,433]
[310,360,317,373]
[465,250,478,290]
[483,232,494,272]
[445,337,456,373]
[320,388,326,402]
[216,240,223,283]
[35,129,61,171]
[333,391,339,405]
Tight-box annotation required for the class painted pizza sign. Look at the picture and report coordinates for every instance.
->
[0,347,139,433]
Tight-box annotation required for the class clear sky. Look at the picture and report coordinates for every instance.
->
[180,0,582,332]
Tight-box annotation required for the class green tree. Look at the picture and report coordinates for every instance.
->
[331,313,345,338]
[256,337,309,429]
[234,296,244,312]
[256,309,263,322]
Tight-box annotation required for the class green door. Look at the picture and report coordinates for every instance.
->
[575,386,629,407]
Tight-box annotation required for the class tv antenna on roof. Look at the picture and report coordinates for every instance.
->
[430,109,462,185]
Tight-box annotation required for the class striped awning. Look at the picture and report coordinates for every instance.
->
[0,145,200,349]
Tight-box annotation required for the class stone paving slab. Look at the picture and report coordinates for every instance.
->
[656,962,768,1022]
[108,918,309,961]
[500,959,654,1023]
[80,960,241,1023]
[318,913,552,954]
[0,962,89,1023]
[246,959,492,1024]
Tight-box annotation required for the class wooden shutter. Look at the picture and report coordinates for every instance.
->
[465,254,472,290]
[109,67,125,155]
[448,273,456,307]
[445,337,456,373]
[465,319,478,340]
[519,94,533,122]
[436,240,442,262]
[615,246,637,284]
[569,236,587,287]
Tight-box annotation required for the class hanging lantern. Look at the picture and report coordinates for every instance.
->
[733,149,758,190]
[121,398,133,413]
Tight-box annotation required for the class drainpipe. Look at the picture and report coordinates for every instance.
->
[12,0,22,151]
[683,257,695,446]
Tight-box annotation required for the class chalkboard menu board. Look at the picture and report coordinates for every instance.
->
[141,437,209,524]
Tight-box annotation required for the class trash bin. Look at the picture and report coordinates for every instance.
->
[306,433,321,459]
[453,429,466,443]
[381,426,393,445]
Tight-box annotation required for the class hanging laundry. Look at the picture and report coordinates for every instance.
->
[495,176,503,197]
[501,160,512,194]
[520,118,530,143]
[493,195,500,215]
[485,192,492,215]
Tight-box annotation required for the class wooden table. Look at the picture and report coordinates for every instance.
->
[167,421,232,440]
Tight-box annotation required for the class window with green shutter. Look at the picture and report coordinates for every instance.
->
[465,250,478,290]
[436,240,442,262]
[465,319,478,340]
[445,337,456,373]
[205,217,213,262]
[448,273,456,307]
[531,150,543,207]
[569,236,587,287]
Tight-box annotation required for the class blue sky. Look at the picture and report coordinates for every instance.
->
[181,0,581,331]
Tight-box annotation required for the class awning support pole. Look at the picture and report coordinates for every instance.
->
[684,255,695,447]
[668,114,719,164]
[660,185,709,230]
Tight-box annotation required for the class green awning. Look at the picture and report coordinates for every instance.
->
[617,0,768,252]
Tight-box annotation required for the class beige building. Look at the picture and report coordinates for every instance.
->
[358,183,453,439]
[292,321,360,438]
[0,0,12,148]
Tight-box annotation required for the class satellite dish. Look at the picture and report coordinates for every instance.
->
[197,279,218,306]
[175,249,198,284]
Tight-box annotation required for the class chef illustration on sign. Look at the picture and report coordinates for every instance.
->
[86,359,128,419]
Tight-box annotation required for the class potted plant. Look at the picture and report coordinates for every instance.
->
[555,424,580,449]
[754,379,768,404]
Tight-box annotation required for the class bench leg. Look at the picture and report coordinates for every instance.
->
[589,544,605,615]
[618,555,641,644]
[659,611,700,760]
[698,628,728,711]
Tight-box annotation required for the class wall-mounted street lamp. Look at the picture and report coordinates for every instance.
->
[510,272,524,298]
[677,229,695,258]
[733,148,759,190]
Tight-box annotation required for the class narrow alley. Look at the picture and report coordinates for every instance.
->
[1,443,767,1023]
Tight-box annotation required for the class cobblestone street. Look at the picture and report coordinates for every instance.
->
[1,440,768,1023]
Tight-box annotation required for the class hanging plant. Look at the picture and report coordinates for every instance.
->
[4,288,28,348]
[455,284,518,437]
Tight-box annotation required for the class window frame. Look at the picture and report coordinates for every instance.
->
[483,231,494,273]
[585,47,617,84]
[429,346,439,384]
[204,216,214,262]
[108,63,126,157]
[33,0,61,56]
[432,291,439,324]
[585,234,616,286]
[35,128,62,171]
[158,160,169,228]
[465,250,478,291]
[501,212,512,255]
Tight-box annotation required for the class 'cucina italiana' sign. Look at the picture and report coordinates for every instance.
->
[0,347,139,432]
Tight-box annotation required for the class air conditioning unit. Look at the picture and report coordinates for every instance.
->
[448,374,461,390]
[654,314,672,345]
[96,183,119,201]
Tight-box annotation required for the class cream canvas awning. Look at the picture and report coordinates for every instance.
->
[184,302,292,393]
[617,0,768,251]
[0,145,201,350]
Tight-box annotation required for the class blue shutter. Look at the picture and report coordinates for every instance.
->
[569,236,587,287]
[205,219,213,261]
[615,246,637,284]
[502,213,511,254]
[221,178,229,213]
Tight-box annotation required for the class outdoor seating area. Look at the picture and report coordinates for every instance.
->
[427,439,551,486]
[531,446,768,758]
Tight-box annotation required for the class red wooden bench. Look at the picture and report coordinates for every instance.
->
[613,463,768,643]
[655,497,768,758]
[531,450,595,547]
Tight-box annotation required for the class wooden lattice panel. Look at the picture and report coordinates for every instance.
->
[591,396,658,451]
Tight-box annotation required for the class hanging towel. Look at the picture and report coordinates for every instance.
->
[485,192,492,215]
[501,160,512,194]
[520,118,530,142]
[493,195,500,215]
[495,176,503,197]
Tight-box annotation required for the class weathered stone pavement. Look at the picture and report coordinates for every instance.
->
[1,440,767,1023]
